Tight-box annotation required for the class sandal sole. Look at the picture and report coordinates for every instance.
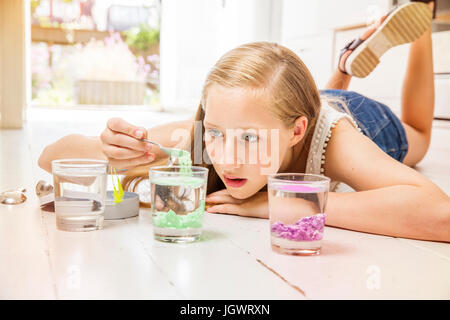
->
[346,2,432,78]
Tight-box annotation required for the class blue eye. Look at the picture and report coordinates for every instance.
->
[207,128,223,138]
[242,133,258,143]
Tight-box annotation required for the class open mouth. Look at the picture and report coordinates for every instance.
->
[223,174,248,188]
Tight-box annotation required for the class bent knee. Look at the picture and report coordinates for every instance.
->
[403,126,432,167]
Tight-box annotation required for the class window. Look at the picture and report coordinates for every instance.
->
[30,0,161,108]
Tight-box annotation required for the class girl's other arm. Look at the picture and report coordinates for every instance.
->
[324,119,450,242]
[38,134,106,173]
[38,118,193,173]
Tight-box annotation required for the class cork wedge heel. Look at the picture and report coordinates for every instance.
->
[345,2,432,78]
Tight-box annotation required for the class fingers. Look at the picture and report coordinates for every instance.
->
[206,194,243,205]
[206,189,230,198]
[101,118,157,170]
[206,189,243,205]
[209,189,230,195]
[102,144,148,160]
[108,153,155,170]
[206,204,241,215]
[101,129,150,152]
[107,117,147,139]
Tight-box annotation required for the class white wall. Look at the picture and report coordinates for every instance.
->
[280,0,391,89]
[160,0,450,119]
[281,0,390,40]
[159,0,394,111]
[159,0,281,112]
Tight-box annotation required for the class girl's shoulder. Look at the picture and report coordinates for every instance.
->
[305,101,361,189]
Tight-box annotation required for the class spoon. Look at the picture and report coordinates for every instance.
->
[139,138,187,166]
[139,138,187,158]
[0,188,27,205]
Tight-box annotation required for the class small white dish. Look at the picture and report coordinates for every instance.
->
[104,191,139,220]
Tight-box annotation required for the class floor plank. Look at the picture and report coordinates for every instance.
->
[42,213,181,299]
[205,213,450,299]
[124,211,304,299]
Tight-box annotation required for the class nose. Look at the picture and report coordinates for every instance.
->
[211,135,243,168]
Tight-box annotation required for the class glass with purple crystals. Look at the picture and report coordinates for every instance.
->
[268,173,330,256]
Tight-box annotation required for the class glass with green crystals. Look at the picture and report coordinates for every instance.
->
[149,165,209,242]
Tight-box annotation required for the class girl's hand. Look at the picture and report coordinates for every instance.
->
[205,189,269,219]
[100,118,155,170]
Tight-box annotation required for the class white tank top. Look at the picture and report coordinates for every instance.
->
[305,100,361,191]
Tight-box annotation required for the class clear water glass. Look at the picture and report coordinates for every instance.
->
[268,173,330,256]
[52,159,108,232]
[149,166,209,243]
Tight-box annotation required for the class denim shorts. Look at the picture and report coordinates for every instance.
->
[319,89,409,162]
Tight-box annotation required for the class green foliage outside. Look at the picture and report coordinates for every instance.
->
[123,24,160,54]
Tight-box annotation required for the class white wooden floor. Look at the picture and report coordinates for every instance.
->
[0,107,449,299]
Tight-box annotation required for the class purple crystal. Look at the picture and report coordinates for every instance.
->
[271,213,326,241]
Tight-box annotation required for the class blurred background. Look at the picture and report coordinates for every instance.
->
[30,0,161,108]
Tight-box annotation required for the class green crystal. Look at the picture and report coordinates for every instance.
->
[178,150,192,173]
[153,200,205,229]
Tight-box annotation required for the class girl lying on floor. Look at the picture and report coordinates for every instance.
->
[39,2,449,242]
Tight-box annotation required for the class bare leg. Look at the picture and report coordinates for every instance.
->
[325,69,352,90]
[401,16,435,167]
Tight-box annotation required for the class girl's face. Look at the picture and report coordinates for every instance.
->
[203,85,298,199]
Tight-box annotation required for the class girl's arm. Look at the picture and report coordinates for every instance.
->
[324,119,450,242]
[38,118,193,173]
[38,135,106,173]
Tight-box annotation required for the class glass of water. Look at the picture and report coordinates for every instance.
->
[149,166,208,243]
[268,173,330,256]
[52,159,108,232]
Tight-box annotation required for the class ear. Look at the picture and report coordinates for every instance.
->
[289,116,308,147]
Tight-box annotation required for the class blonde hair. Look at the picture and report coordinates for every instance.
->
[123,42,322,206]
